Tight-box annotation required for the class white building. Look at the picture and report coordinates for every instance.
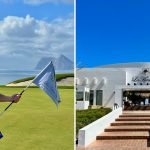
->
[76,62,150,109]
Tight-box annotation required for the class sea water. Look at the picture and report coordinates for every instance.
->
[0,69,73,85]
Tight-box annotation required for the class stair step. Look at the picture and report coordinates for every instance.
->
[105,126,150,132]
[96,131,149,140]
[111,121,150,126]
[116,117,150,121]
[124,106,150,111]
[119,115,150,117]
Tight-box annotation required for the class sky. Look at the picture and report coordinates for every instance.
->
[77,0,150,68]
[0,0,74,70]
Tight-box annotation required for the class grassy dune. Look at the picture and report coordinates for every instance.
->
[0,87,74,150]
[9,73,74,84]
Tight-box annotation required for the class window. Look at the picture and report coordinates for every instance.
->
[89,90,94,105]
[96,90,103,105]
[76,92,84,101]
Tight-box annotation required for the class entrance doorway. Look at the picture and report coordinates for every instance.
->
[89,90,94,105]
[123,90,150,110]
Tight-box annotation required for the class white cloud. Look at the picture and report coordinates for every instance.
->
[0,15,74,69]
[0,15,37,37]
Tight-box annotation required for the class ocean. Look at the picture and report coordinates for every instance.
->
[0,69,73,85]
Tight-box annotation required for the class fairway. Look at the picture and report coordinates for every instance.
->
[0,87,74,150]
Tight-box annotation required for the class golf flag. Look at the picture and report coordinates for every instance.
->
[33,62,60,107]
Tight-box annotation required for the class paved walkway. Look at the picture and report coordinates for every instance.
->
[78,139,150,150]
[77,111,150,150]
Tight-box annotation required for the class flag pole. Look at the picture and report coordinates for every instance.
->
[0,61,52,116]
[0,61,59,117]
[0,80,34,117]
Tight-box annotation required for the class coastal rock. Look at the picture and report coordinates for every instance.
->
[35,54,73,70]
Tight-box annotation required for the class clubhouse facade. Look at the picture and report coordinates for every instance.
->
[76,62,150,110]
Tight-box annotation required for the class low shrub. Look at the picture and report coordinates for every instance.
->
[76,108,112,137]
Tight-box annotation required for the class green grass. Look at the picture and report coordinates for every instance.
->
[0,85,74,89]
[0,87,74,150]
[10,73,74,84]
[76,108,112,136]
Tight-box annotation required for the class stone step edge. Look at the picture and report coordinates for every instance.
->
[111,123,150,126]
[96,136,149,140]
[116,119,150,121]
[120,115,150,117]
[104,128,150,132]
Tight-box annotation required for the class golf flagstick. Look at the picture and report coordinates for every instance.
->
[0,80,34,117]
[0,63,48,117]
[0,61,59,117]
[0,80,34,139]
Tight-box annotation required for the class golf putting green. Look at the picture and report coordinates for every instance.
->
[0,87,74,150]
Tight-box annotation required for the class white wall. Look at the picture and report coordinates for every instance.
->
[76,101,89,110]
[126,68,141,84]
[78,107,123,148]
[77,68,126,108]
[115,88,123,107]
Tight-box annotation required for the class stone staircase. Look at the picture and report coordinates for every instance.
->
[96,111,150,140]
[124,106,150,111]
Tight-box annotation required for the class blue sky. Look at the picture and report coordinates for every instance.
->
[0,0,74,70]
[77,0,150,68]
[0,1,73,20]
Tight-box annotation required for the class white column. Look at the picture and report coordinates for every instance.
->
[115,89,122,107]
[83,89,85,102]
[93,90,96,105]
